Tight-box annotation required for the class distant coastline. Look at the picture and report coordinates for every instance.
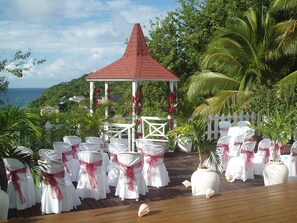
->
[0,88,46,107]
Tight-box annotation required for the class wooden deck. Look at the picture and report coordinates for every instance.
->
[7,151,266,221]
[7,182,297,223]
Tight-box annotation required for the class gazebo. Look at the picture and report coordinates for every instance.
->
[85,23,179,150]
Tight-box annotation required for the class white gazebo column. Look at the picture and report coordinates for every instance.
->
[89,81,94,114]
[104,82,109,119]
[131,81,138,151]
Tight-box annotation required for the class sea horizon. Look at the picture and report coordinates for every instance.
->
[0,88,47,107]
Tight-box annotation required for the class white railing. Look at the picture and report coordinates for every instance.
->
[140,116,169,142]
[206,112,265,140]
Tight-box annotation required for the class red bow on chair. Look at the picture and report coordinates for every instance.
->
[217,143,229,164]
[6,167,27,204]
[44,171,65,200]
[71,144,80,159]
[118,161,142,191]
[144,153,164,179]
[109,152,118,163]
[259,148,270,164]
[61,150,72,173]
[241,150,254,171]
[79,160,102,189]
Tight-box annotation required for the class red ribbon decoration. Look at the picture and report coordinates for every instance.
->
[71,144,79,159]
[259,148,270,164]
[118,161,142,191]
[79,160,102,189]
[109,152,118,163]
[6,167,27,204]
[44,170,65,200]
[217,143,229,164]
[61,150,72,173]
[143,153,164,180]
[241,150,254,171]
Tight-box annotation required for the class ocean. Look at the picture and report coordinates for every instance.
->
[0,88,46,107]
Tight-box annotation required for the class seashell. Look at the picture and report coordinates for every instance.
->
[138,203,149,217]
[205,188,214,198]
[182,180,192,188]
[225,174,235,182]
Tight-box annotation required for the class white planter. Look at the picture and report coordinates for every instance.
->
[263,161,289,186]
[0,187,9,221]
[191,168,220,196]
[177,139,192,153]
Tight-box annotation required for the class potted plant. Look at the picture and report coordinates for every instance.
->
[0,105,42,221]
[173,115,221,196]
[251,110,295,186]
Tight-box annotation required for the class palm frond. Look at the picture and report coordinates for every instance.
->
[187,71,240,99]
[278,70,297,83]
[272,0,297,11]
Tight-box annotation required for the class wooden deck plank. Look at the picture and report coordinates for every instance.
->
[7,182,297,223]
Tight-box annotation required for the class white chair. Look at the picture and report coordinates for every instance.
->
[236,120,251,127]
[85,137,110,172]
[218,121,232,137]
[16,146,41,204]
[63,136,81,160]
[107,143,129,186]
[3,158,38,210]
[76,151,110,200]
[253,139,272,176]
[40,160,81,214]
[216,136,231,171]
[135,139,155,153]
[53,142,80,182]
[38,149,72,183]
[229,134,245,158]
[281,141,297,182]
[115,152,148,201]
[110,137,129,146]
[225,141,256,182]
[142,144,170,187]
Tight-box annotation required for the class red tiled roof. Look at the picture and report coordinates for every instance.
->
[86,23,179,81]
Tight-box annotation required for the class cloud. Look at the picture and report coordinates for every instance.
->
[0,0,176,88]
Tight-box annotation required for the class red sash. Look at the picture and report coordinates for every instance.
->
[259,148,270,164]
[241,150,254,171]
[118,161,142,191]
[109,152,118,163]
[61,150,72,172]
[143,153,164,179]
[6,167,27,204]
[44,170,65,200]
[217,143,229,164]
[71,144,80,159]
[79,160,102,189]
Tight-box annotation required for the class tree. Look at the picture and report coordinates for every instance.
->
[187,5,297,115]
[0,50,45,104]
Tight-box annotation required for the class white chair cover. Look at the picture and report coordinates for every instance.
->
[63,136,81,160]
[236,120,251,127]
[3,158,38,210]
[281,141,297,182]
[229,134,245,158]
[38,149,72,183]
[253,139,272,176]
[110,137,129,146]
[218,121,232,137]
[216,136,231,171]
[142,144,170,187]
[40,160,81,214]
[225,141,256,182]
[76,151,110,200]
[107,143,129,186]
[115,152,148,200]
[53,142,80,182]
[135,139,155,153]
[85,137,110,172]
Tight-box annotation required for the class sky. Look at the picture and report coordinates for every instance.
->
[0,0,178,88]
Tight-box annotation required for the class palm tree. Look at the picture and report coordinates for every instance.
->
[0,105,42,191]
[187,5,297,115]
